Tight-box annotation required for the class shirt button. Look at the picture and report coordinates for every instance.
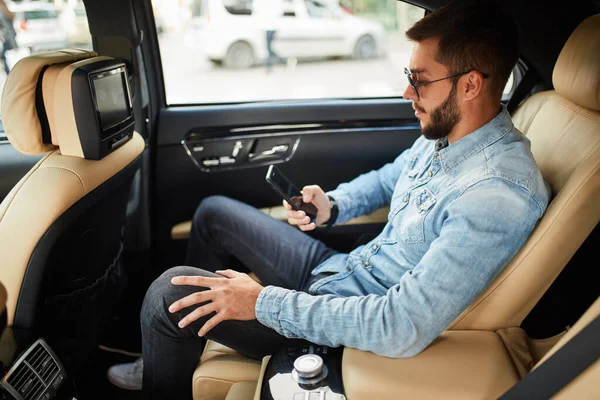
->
[435,155,441,161]
[372,244,378,250]
[402,196,408,202]
[427,171,433,177]
[364,261,370,267]
[346,266,351,272]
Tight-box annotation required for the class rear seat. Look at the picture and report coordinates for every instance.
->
[192,339,262,400]
[342,295,600,399]
[193,296,600,400]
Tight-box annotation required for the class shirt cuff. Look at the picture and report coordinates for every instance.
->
[255,285,291,332]
[325,189,352,224]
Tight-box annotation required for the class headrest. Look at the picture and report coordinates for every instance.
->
[1,49,96,155]
[552,14,600,111]
[1,49,118,157]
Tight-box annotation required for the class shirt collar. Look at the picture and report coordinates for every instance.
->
[436,105,514,172]
[434,137,448,151]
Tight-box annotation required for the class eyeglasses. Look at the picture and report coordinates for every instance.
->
[404,67,490,99]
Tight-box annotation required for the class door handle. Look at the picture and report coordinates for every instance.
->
[248,144,289,162]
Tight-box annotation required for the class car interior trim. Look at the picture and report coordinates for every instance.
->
[170,206,391,240]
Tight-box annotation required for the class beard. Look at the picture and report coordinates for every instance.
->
[420,83,461,140]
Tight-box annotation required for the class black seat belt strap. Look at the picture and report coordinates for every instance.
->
[499,313,600,399]
[507,67,540,114]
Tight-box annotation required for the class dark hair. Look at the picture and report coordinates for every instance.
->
[405,0,519,100]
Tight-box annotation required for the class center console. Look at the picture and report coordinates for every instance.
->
[258,344,346,400]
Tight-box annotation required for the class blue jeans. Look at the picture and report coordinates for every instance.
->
[141,195,338,399]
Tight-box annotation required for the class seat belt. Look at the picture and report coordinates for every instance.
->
[499,313,600,399]
[506,67,541,114]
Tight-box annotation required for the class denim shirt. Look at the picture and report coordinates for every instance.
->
[255,106,551,358]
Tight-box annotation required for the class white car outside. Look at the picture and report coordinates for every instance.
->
[9,2,68,52]
[201,0,387,69]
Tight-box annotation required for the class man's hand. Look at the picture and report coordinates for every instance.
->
[168,270,264,337]
[284,184,331,231]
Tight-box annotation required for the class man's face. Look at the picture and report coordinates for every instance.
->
[403,39,462,140]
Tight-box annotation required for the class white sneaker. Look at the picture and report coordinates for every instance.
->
[107,356,143,391]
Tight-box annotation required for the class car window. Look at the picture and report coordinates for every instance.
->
[152,0,426,104]
[504,72,514,97]
[305,0,330,18]
[23,10,59,19]
[0,0,92,136]
[222,0,251,15]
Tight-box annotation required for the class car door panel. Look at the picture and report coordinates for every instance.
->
[154,100,421,268]
[156,100,417,146]
[181,133,300,172]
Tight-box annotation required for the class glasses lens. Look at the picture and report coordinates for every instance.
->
[404,67,419,98]
[404,67,413,84]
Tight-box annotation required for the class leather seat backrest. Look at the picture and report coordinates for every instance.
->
[0,50,145,369]
[448,14,600,331]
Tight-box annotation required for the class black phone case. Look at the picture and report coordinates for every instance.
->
[266,166,318,222]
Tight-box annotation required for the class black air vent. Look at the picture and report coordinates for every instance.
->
[5,362,43,400]
[2,339,66,400]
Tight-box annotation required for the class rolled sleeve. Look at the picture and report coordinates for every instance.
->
[255,285,291,335]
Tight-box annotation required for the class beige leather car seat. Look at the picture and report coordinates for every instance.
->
[192,13,600,400]
[341,295,600,400]
[0,50,145,372]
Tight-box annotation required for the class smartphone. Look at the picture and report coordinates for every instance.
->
[265,164,318,223]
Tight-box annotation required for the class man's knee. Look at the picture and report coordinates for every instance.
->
[140,266,200,326]
[192,195,237,229]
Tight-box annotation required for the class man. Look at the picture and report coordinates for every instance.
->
[107,0,551,398]
[252,0,287,72]
[0,0,16,75]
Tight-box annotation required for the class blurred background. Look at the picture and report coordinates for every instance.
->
[151,0,426,104]
[0,0,427,113]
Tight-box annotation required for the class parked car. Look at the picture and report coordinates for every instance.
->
[9,1,68,52]
[201,0,387,68]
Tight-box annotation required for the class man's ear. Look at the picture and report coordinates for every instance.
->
[463,71,485,100]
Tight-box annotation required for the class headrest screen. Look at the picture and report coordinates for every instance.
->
[65,58,135,160]
[91,67,131,134]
